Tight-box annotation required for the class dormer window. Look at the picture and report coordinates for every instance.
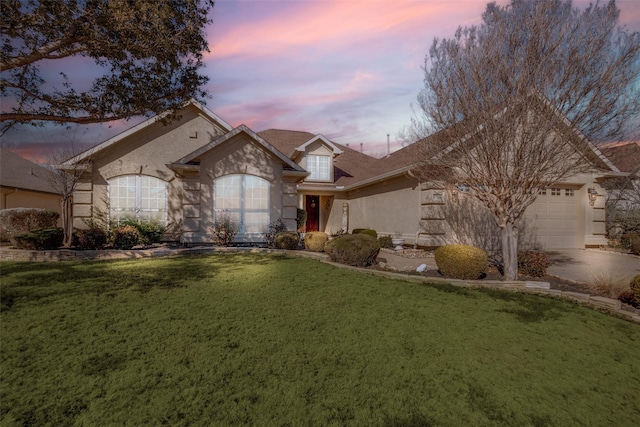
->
[307,154,331,181]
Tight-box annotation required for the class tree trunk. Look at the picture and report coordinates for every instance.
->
[62,195,73,247]
[501,221,519,281]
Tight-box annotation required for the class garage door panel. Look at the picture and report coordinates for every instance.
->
[535,203,548,213]
[525,186,580,249]
[549,204,562,214]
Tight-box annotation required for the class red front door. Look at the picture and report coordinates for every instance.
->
[305,195,320,232]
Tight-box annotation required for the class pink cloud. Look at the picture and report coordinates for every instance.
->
[206,1,488,61]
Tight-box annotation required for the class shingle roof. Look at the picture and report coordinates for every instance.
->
[0,149,60,195]
[258,129,384,186]
[599,141,640,173]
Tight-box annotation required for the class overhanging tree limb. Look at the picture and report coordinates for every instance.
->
[0,0,215,128]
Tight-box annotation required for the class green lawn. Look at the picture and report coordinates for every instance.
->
[1,253,639,426]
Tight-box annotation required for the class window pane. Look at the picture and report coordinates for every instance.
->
[244,212,268,233]
[308,155,330,181]
[214,174,269,235]
[108,175,167,225]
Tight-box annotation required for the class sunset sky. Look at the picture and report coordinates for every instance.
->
[2,0,640,161]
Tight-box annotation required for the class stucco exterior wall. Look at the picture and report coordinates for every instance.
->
[73,108,228,231]
[181,134,287,243]
[324,176,421,239]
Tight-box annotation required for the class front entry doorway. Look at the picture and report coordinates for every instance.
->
[305,195,320,232]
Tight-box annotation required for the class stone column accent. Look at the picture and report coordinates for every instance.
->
[182,178,201,234]
[72,179,93,229]
[418,182,447,246]
[342,202,349,233]
[282,182,298,231]
[585,182,607,246]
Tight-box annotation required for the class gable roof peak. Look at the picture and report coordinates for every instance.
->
[61,98,233,166]
[171,124,306,174]
[295,134,344,156]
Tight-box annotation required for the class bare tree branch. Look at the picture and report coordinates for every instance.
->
[410,0,640,280]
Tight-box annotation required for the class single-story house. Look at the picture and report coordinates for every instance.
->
[600,141,640,210]
[61,99,622,250]
[0,148,63,215]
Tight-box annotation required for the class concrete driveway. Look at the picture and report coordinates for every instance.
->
[547,249,640,285]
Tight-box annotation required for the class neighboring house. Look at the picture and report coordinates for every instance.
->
[600,141,640,210]
[0,148,62,216]
[599,141,640,240]
[61,99,621,250]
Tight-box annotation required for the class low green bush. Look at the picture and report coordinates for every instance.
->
[304,232,328,252]
[517,251,550,277]
[296,209,307,232]
[324,233,380,267]
[111,217,167,245]
[352,228,377,239]
[378,235,393,249]
[264,218,287,248]
[620,274,640,308]
[12,227,64,250]
[0,208,59,241]
[112,225,140,250]
[73,228,108,250]
[434,244,488,280]
[274,232,299,250]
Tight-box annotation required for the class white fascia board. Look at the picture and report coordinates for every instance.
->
[343,166,414,192]
[295,134,344,156]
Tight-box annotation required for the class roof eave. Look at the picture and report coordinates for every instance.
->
[343,165,416,191]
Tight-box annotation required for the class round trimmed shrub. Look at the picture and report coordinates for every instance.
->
[73,228,108,250]
[12,227,64,250]
[352,228,378,239]
[324,233,380,267]
[434,244,488,280]
[630,275,640,300]
[619,276,640,308]
[304,232,328,252]
[112,225,140,249]
[274,231,299,250]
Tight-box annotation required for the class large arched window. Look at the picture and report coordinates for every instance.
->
[214,175,269,235]
[108,175,168,224]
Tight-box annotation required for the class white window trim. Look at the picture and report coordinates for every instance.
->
[306,154,332,182]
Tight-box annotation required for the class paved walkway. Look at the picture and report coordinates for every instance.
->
[547,249,640,284]
[379,248,640,285]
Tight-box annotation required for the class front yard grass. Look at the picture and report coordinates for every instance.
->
[1,253,639,426]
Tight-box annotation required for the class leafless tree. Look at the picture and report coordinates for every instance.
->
[408,0,640,280]
[45,145,91,247]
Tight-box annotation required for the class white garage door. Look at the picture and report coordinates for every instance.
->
[525,187,580,249]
